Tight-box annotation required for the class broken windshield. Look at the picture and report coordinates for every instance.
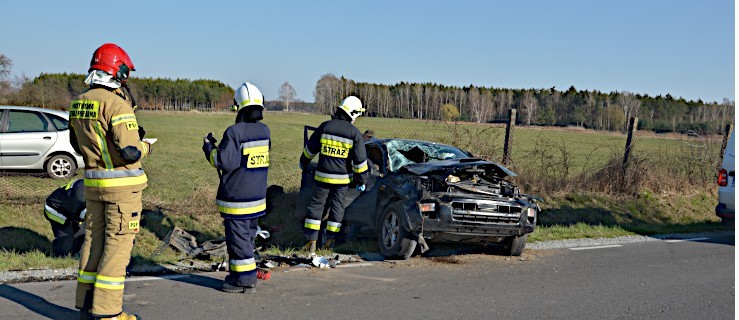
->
[386,140,470,172]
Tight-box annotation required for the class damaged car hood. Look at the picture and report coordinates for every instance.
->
[400,158,517,178]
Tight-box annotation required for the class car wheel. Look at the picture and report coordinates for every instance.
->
[503,234,528,256]
[377,201,417,259]
[46,154,76,179]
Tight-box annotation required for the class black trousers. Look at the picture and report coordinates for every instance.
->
[223,218,258,287]
[304,182,347,241]
[46,217,85,257]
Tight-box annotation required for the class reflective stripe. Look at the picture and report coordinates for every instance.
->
[241,139,270,149]
[94,275,125,290]
[84,175,148,188]
[216,198,266,215]
[110,113,137,126]
[77,270,97,284]
[304,218,321,231]
[93,122,113,170]
[320,134,353,149]
[209,149,219,168]
[353,160,368,173]
[229,258,257,272]
[139,141,149,155]
[44,205,66,224]
[64,180,77,190]
[79,208,87,220]
[240,99,262,106]
[314,171,350,184]
[303,146,316,159]
[85,169,145,179]
[326,221,341,233]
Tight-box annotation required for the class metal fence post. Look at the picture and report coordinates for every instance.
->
[503,109,516,166]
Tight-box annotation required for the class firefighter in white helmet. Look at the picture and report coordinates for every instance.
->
[299,96,369,253]
[203,82,270,293]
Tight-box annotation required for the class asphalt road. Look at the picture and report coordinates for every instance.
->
[1,233,734,320]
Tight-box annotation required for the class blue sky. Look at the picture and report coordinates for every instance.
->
[1,0,734,103]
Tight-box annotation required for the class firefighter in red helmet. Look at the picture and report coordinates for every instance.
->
[70,43,152,320]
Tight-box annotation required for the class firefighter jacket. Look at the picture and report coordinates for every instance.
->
[69,87,151,201]
[44,179,86,225]
[203,121,270,220]
[300,117,368,185]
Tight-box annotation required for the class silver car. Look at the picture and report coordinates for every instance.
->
[0,106,84,179]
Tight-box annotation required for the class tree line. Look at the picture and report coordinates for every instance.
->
[313,74,735,134]
[0,72,234,111]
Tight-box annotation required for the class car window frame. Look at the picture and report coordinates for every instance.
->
[46,113,69,131]
[5,109,53,133]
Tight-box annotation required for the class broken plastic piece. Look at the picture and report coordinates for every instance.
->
[312,256,330,268]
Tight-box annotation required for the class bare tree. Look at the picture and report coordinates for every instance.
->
[279,82,297,112]
[314,74,339,114]
[0,54,12,95]
[521,90,539,125]
[617,91,641,129]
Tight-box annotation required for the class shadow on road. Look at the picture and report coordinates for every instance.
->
[0,284,78,320]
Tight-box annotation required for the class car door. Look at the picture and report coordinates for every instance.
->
[0,109,58,167]
[343,141,386,228]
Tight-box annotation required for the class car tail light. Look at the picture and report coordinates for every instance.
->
[718,168,728,186]
[420,203,436,212]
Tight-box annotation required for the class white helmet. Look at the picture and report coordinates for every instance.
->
[338,96,365,121]
[234,82,264,110]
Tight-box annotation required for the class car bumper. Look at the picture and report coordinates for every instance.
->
[716,203,734,219]
[416,203,534,239]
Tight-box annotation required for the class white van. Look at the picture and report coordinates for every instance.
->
[716,129,735,224]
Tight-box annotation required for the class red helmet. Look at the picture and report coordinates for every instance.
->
[88,43,135,83]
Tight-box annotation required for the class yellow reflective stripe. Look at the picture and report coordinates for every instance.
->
[64,180,76,190]
[242,145,270,155]
[139,141,149,156]
[93,122,113,170]
[110,113,137,126]
[304,218,321,231]
[326,221,341,232]
[314,175,350,184]
[44,206,66,224]
[69,100,100,119]
[241,99,262,106]
[209,149,218,168]
[94,275,125,290]
[353,163,368,173]
[84,174,148,188]
[77,270,97,284]
[217,203,266,215]
[230,262,257,272]
[303,147,316,159]
[319,138,353,149]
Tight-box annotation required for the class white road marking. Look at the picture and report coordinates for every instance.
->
[663,237,710,243]
[569,245,623,251]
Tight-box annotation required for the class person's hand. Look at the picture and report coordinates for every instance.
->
[138,126,146,140]
[204,132,217,145]
[356,184,366,192]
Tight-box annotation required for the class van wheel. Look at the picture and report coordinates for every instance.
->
[46,154,76,179]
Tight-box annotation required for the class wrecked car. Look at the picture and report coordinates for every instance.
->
[297,132,541,260]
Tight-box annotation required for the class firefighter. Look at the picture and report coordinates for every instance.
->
[69,43,152,320]
[44,179,86,257]
[299,96,369,253]
[202,82,270,294]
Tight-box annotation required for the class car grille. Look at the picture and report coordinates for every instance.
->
[451,201,521,224]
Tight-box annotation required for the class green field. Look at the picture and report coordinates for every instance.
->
[0,111,726,271]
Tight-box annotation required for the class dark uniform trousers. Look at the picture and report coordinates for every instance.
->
[305,182,347,241]
[47,219,85,257]
[76,191,141,317]
[224,218,258,287]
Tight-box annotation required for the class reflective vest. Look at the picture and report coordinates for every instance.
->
[300,118,368,185]
[204,121,270,220]
[44,179,86,225]
[68,87,150,200]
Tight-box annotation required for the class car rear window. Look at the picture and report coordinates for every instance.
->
[6,110,49,133]
[48,114,69,131]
